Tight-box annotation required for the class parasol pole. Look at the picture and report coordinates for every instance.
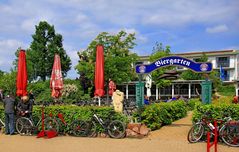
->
[98,96,101,106]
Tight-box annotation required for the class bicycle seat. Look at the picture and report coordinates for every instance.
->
[228,120,239,125]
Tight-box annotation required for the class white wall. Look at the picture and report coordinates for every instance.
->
[229,70,235,81]
[237,54,239,80]
[208,57,216,68]
[230,56,235,68]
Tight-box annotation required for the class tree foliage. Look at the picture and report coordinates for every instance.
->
[26,21,71,81]
[0,70,17,96]
[75,31,138,93]
[0,70,4,77]
[13,48,36,82]
[149,42,172,87]
[180,53,221,90]
[180,53,208,80]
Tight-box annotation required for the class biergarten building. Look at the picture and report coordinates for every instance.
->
[117,50,239,100]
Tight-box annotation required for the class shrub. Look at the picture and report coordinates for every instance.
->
[212,96,234,105]
[27,79,92,105]
[28,80,53,104]
[187,98,201,111]
[192,104,239,123]
[0,105,127,133]
[218,84,235,96]
[139,100,187,130]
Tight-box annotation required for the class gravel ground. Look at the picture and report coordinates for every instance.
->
[0,112,238,152]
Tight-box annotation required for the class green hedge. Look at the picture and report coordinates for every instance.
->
[186,98,201,111]
[0,105,127,133]
[192,104,239,123]
[139,100,187,131]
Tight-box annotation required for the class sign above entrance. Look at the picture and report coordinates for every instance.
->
[135,56,212,74]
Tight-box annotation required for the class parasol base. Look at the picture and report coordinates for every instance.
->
[37,130,58,139]
[46,130,58,138]
[37,131,46,138]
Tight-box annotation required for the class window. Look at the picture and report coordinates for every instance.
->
[128,85,135,95]
[218,69,230,81]
[224,70,230,81]
[160,86,172,95]
[217,57,230,67]
[135,61,143,65]
[193,58,201,62]
[176,66,184,70]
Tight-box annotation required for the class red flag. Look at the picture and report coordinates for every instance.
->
[16,50,28,96]
[50,54,63,98]
[94,45,105,97]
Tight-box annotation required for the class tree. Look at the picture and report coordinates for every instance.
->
[149,42,172,87]
[13,48,35,82]
[180,53,208,80]
[0,70,17,96]
[180,53,221,91]
[27,21,71,81]
[0,70,4,77]
[75,31,138,95]
[152,42,170,55]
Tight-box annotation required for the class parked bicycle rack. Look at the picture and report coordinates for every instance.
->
[37,106,58,139]
[207,121,218,152]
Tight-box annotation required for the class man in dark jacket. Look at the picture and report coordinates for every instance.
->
[17,96,33,118]
[3,94,16,135]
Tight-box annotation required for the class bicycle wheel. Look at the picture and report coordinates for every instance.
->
[107,120,126,139]
[187,123,204,143]
[220,125,239,147]
[71,120,89,137]
[16,117,34,135]
[87,121,97,137]
[44,117,59,133]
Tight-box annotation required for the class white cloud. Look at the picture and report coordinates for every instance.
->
[21,19,38,33]
[66,50,80,78]
[0,39,25,53]
[0,0,238,77]
[0,39,27,71]
[206,25,229,34]
[111,28,148,43]
[142,1,239,27]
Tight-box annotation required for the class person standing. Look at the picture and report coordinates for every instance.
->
[144,96,150,105]
[17,96,33,119]
[108,79,116,97]
[3,94,16,135]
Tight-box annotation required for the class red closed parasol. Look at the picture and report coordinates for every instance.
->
[94,45,105,98]
[50,54,63,98]
[16,50,28,96]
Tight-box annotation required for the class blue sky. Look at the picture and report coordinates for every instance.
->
[0,0,239,78]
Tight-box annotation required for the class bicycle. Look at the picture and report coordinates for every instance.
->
[46,111,89,137]
[16,106,59,136]
[187,111,239,147]
[86,109,126,139]
[220,120,239,147]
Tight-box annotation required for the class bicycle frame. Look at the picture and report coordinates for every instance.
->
[0,118,5,128]
[92,113,108,130]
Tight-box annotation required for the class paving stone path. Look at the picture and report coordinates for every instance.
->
[0,112,238,152]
